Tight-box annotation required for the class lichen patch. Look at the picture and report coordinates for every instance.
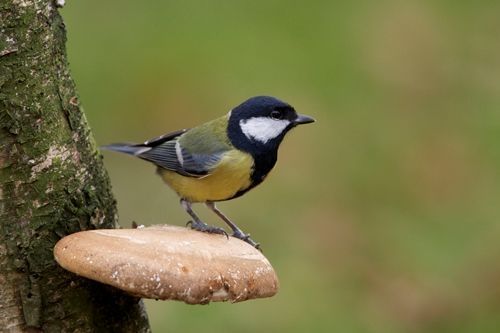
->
[30,144,77,180]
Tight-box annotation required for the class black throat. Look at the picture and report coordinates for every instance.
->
[227,116,283,199]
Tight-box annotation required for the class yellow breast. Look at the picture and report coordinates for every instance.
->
[158,150,254,202]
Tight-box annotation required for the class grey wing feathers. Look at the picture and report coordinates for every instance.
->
[137,131,224,177]
[180,150,224,176]
[141,129,188,147]
[138,140,183,172]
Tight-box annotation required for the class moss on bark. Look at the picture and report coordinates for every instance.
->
[0,1,150,332]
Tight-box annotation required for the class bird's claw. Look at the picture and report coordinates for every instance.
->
[186,221,260,249]
[232,230,261,250]
[187,220,229,238]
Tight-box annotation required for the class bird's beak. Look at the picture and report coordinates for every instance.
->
[294,114,315,125]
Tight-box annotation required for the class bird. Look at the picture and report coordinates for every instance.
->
[102,96,315,248]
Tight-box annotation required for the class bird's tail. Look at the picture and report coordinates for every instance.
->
[100,143,151,156]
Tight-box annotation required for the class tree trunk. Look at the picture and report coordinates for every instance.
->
[0,1,151,332]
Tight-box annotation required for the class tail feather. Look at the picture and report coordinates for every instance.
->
[100,143,151,156]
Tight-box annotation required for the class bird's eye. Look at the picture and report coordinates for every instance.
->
[270,110,283,120]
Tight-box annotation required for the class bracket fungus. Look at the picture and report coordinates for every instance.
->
[54,225,279,304]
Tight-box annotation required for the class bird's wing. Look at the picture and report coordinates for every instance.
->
[141,129,189,146]
[137,123,232,178]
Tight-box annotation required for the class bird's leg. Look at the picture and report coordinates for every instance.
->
[181,199,227,237]
[205,202,260,249]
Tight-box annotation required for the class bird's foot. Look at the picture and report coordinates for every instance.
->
[186,220,228,238]
[232,230,261,250]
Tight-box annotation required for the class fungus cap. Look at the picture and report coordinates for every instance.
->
[54,225,279,304]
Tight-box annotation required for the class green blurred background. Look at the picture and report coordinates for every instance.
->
[62,1,500,332]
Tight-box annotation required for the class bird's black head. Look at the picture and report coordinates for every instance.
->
[227,96,314,155]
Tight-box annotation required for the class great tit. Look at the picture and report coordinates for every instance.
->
[102,96,315,248]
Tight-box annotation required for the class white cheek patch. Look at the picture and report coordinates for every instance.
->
[239,117,291,144]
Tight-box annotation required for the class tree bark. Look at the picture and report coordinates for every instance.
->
[0,1,151,332]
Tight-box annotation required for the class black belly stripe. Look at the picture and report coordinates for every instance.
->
[223,151,277,201]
